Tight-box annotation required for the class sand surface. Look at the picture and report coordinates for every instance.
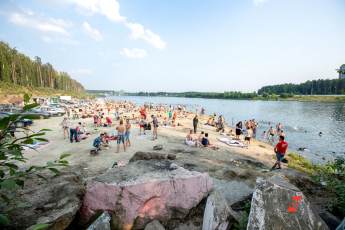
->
[22,112,277,179]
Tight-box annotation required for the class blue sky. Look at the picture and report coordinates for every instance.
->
[0,0,344,92]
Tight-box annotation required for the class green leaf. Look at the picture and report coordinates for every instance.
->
[34,138,48,142]
[0,193,11,203]
[58,160,68,165]
[0,152,7,160]
[39,129,51,132]
[23,103,39,111]
[22,139,34,145]
[15,179,24,188]
[0,179,17,190]
[4,163,19,170]
[59,153,71,159]
[46,161,54,167]
[31,223,50,230]
[25,166,35,173]
[48,168,60,175]
[0,117,10,130]
[0,213,10,226]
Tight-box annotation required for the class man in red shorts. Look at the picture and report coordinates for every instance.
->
[271,135,288,170]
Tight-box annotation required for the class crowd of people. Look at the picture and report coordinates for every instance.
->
[59,100,288,169]
[59,100,191,153]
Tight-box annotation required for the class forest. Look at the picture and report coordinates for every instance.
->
[0,41,84,93]
[258,78,345,95]
[126,91,258,99]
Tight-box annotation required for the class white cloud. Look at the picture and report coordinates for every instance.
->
[253,0,269,6]
[70,68,93,77]
[69,0,125,22]
[68,0,166,49]
[9,10,72,36]
[120,48,147,59]
[125,22,166,49]
[82,22,103,41]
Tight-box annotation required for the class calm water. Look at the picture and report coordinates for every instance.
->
[110,96,345,162]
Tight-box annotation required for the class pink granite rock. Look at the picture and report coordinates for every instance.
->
[80,161,213,229]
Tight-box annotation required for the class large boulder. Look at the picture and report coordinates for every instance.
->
[247,175,328,230]
[145,220,165,230]
[80,160,213,229]
[86,212,111,230]
[336,218,345,230]
[202,191,233,230]
[4,169,85,230]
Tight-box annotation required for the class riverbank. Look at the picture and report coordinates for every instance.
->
[258,94,345,102]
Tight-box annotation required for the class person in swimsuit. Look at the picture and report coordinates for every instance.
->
[268,126,275,142]
[271,135,288,170]
[60,117,70,139]
[235,121,242,140]
[125,119,131,147]
[152,115,159,140]
[193,115,198,133]
[116,119,126,153]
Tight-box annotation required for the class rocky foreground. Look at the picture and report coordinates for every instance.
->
[5,147,342,230]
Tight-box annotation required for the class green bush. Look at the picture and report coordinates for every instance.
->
[0,94,70,227]
[287,153,345,217]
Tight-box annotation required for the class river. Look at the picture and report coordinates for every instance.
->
[109,96,345,162]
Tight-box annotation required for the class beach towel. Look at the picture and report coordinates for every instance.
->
[217,137,246,148]
[185,139,196,147]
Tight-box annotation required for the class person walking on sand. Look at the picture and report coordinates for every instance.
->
[60,117,70,139]
[271,136,288,170]
[193,115,199,134]
[152,114,159,140]
[125,119,131,147]
[116,120,126,153]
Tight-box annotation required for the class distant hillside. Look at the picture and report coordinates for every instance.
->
[0,41,84,93]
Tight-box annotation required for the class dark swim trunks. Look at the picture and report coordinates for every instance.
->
[275,152,284,162]
[117,134,125,144]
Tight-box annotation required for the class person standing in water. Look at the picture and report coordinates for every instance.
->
[268,126,275,142]
[193,115,199,134]
[116,120,126,153]
[271,136,288,170]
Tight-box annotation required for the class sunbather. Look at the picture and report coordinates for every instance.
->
[185,129,197,147]
[201,133,219,150]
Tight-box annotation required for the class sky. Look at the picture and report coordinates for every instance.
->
[0,0,344,92]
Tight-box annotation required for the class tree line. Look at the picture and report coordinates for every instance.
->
[258,78,345,95]
[126,91,258,99]
[0,41,84,93]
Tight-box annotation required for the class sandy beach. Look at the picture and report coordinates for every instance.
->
[22,108,277,181]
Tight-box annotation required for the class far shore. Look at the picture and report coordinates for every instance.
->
[94,93,345,103]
